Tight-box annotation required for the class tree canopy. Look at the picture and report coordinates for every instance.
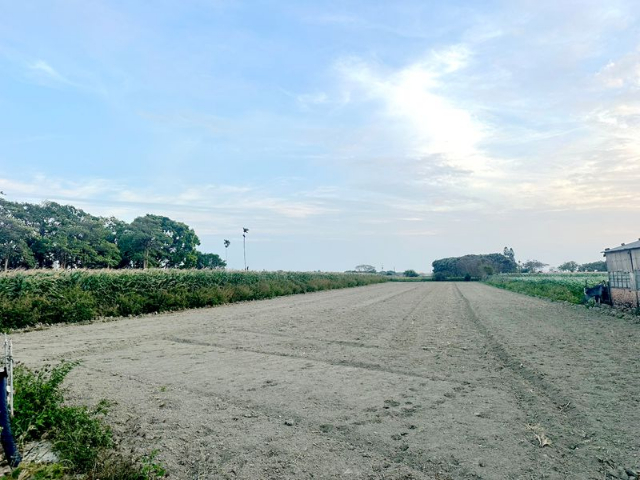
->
[355,264,376,273]
[0,198,225,271]
[521,260,548,273]
[577,261,607,272]
[432,253,517,279]
[558,261,579,272]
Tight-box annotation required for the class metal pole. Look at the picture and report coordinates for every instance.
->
[629,251,640,309]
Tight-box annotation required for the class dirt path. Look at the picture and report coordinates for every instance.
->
[13,283,640,479]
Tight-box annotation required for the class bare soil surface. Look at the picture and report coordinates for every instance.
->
[13,282,640,479]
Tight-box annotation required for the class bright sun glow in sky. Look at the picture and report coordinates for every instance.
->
[1,0,639,271]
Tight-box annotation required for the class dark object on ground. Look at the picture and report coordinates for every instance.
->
[0,369,20,467]
[584,282,611,305]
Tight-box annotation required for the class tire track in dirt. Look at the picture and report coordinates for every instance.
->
[226,328,383,349]
[453,284,602,477]
[164,335,467,385]
[388,284,438,349]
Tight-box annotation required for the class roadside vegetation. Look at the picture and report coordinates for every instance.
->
[5,361,164,479]
[0,270,386,329]
[484,273,608,304]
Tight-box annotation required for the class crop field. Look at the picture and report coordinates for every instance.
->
[484,273,608,304]
[0,269,386,329]
[12,282,640,479]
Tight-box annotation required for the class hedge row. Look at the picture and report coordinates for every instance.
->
[0,270,387,329]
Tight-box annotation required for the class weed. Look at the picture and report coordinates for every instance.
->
[9,362,165,479]
[12,362,112,471]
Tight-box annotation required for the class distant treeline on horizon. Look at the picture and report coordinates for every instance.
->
[0,198,224,271]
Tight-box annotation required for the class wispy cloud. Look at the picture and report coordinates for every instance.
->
[28,60,69,83]
[25,59,108,95]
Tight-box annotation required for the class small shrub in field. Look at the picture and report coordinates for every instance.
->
[12,362,112,471]
[9,362,165,479]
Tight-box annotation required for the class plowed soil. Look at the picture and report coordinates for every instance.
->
[14,282,640,479]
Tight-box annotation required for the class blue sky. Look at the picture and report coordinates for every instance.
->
[1,0,639,271]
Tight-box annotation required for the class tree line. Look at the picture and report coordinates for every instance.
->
[431,247,607,280]
[0,198,225,271]
[432,252,518,280]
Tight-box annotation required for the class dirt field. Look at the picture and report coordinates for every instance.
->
[13,282,640,479]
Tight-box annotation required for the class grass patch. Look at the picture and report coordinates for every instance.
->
[4,362,165,480]
[484,273,607,304]
[0,270,387,329]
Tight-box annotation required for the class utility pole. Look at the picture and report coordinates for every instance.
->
[243,228,249,270]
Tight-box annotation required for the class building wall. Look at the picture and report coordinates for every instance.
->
[611,288,639,308]
[605,248,640,307]
[606,250,634,271]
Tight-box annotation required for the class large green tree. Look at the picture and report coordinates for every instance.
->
[432,253,517,279]
[0,216,35,271]
[0,200,121,268]
[0,198,227,271]
[522,259,548,273]
[558,261,579,272]
[196,252,226,269]
[119,214,200,269]
[578,261,607,272]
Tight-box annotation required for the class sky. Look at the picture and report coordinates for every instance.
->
[1,0,639,272]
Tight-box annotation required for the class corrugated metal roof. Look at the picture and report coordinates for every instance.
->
[604,239,640,253]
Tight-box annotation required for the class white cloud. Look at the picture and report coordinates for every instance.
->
[596,50,640,89]
[0,175,336,224]
[336,46,495,175]
[29,60,68,83]
[25,59,107,95]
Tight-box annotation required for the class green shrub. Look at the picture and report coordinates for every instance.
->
[0,270,387,329]
[485,273,607,304]
[12,362,112,471]
[9,362,165,479]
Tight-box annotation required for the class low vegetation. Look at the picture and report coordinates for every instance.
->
[6,361,164,479]
[0,270,386,329]
[484,273,608,304]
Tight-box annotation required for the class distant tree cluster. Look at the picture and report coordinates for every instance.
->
[0,198,225,271]
[520,259,548,273]
[354,264,376,273]
[432,253,518,280]
[558,260,606,272]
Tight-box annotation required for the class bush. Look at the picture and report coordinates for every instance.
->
[9,362,165,479]
[0,271,388,329]
[12,362,112,471]
[484,274,608,304]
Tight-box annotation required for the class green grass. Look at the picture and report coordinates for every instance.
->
[484,273,608,304]
[7,362,165,479]
[0,270,387,329]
